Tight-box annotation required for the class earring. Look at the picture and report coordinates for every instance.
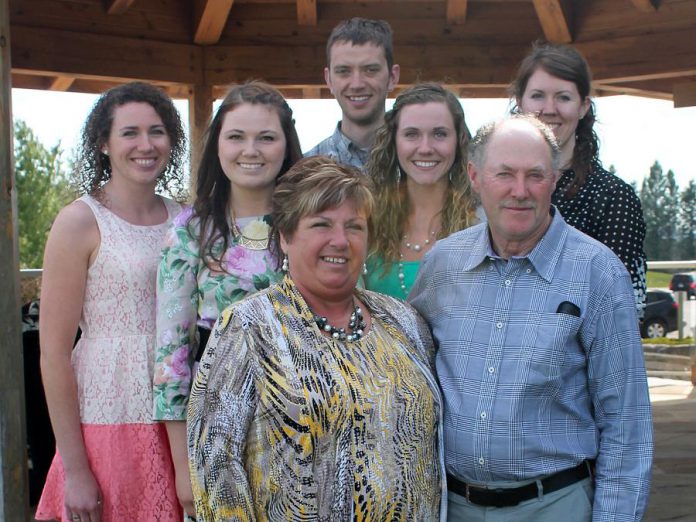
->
[362,262,368,276]
[448,168,453,183]
[395,164,402,184]
[282,255,289,272]
[101,149,109,156]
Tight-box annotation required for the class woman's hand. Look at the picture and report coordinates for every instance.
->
[64,467,102,522]
[165,421,196,517]
[174,466,195,517]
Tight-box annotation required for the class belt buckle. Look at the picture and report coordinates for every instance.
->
[465,483,471,503]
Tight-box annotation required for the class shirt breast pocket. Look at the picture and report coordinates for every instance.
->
[525,312,583,383]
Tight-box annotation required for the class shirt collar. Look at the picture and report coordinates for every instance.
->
[331,122,369,162]
[464,207,567,282]
[525,207,567,282]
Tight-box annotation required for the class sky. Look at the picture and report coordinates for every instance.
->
[10,88,696,188]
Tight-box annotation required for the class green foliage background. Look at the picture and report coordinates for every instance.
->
[640,161,696,262]
[15,119,75,268]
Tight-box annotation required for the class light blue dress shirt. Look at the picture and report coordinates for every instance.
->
[409,208,653,521]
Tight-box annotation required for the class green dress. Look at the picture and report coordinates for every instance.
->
[365,255,421,299]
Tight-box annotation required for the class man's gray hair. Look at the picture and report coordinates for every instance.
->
[469,114,561,172]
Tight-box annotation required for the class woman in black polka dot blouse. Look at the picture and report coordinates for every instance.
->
[510,42,647,318]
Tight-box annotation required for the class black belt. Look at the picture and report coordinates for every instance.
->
[447,461,592,508]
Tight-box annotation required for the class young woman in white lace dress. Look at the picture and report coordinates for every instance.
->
[36,82,186,522]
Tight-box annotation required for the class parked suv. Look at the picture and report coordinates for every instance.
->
[641,290,679,338]
[669,273,696,299]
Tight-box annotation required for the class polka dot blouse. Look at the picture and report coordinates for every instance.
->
[553,161,647,319]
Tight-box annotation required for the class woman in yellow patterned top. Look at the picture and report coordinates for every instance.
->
[188,156,446,521]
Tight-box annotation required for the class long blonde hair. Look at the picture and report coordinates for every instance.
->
[366,83,476,268]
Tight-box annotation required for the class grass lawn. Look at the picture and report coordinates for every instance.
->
[647,271,672,289]
[642,337,693,345]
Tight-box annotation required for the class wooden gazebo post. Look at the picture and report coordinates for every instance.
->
[0,0,30,518]
[188,82,213,191]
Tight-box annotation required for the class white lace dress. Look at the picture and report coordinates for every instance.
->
[36,194,183,522]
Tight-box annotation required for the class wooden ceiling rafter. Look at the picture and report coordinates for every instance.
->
[630,0,661,13]
[7,0,696,105]
[48,76,74,91]
[301,86,322,98]
[193,0,235,45]
[672,81,696,108]
[532,0,573,43]
[297,0,317,26]
[103,0,136,15]
[593,83,672,100]
[446,0,468,25]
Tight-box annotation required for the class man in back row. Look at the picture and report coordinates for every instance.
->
[410,115,653,521]
[305,17,400,169]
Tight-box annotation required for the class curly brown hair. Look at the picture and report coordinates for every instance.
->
[76,81,186,199]
[366,83,477,269]
[509,42,600,198]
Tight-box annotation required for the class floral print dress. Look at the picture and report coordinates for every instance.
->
[153,207,281,420]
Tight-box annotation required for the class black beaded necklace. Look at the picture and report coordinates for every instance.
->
[312,301,366,342]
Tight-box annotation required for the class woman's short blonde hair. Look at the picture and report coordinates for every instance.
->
[271,156,375,256]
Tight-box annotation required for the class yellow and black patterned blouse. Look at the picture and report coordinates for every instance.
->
[188,276,445,521]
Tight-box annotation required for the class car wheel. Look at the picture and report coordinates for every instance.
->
[643,319,667,339]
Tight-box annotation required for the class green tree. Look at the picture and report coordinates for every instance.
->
[640,161,671,260]
[665,169,680,259]
[14,119,74,268]
[680,180,696,259]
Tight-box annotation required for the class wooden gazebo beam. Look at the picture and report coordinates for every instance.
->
[0,0,30,517]
[673,81,696,108]
[446,0,468,25]
[193,0,234,45]
[48,76,74,92]
[532,0,573,43]
[13,21,696,94]
[297,0,317,26]
[630,0,660,12]
[103,0,136,15]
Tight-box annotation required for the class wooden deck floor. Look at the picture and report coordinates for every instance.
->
[645,379,696,522]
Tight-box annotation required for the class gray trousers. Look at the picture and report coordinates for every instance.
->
[447,477,594,522]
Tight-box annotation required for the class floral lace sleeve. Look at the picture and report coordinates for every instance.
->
[154,210,200,421]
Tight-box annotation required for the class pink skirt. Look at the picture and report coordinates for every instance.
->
[36,423,182,522]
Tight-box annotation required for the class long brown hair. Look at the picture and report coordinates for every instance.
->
[510,42,600,197]
[366,82,476,266]
[191,81,303,269]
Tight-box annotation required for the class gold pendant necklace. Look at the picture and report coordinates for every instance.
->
[232,218,271,250]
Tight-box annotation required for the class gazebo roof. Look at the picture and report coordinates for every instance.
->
[8,0,696,106]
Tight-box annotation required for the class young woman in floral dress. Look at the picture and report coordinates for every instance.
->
[153,81,303,518]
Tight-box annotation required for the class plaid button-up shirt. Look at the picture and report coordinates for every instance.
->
[304,123,369,171]
[409,208,653,521]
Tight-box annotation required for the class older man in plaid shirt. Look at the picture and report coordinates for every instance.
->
[409,115,652,522]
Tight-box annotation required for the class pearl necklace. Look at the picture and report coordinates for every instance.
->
[403,230,436,252]
[312,301,366,342]
[397,254,408,295]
